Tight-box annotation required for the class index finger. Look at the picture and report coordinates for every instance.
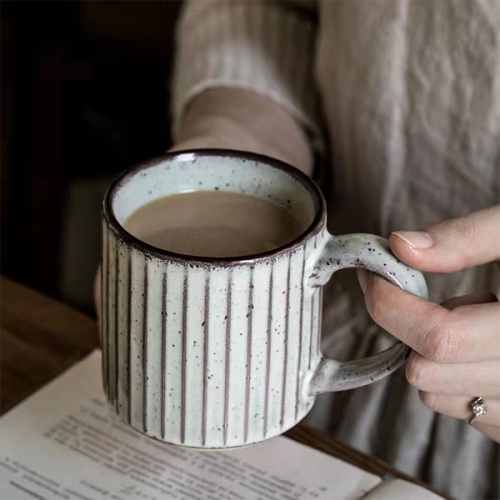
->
[364,274,500,363]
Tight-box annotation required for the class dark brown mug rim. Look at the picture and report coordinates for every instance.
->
[103,149,326,265]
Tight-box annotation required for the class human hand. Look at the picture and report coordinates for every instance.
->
[360,205,500,442]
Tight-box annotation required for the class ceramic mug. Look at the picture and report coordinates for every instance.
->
[101,150,428,449]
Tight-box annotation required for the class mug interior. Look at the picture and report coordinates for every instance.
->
[108,150,323,259]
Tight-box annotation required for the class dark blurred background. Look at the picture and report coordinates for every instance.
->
[1,0,182,312]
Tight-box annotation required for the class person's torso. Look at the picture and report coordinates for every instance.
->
[308,4,500,497]
[316,0,500,237]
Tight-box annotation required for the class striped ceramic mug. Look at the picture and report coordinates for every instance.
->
[101,150,428,449]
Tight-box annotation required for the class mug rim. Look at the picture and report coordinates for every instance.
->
[103,149,326,265]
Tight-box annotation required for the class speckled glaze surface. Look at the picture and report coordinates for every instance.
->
[101,150,428,449]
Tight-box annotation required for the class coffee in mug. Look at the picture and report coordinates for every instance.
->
[124,191,305,258]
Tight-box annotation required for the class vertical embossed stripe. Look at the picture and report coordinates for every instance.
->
[180,270,189,444]
[102,225,108,396]
[106,230,112,399]
[309,236,317,370]
[114,243,120,410]
[243,267,254,443]
[201,272,210,446]
[223,270,232,446]
[160,270,168,439]
[263,264,274,438]
[127,251,133,425]
[142,261,149,431]
[295,248,306,418]
[280,257,291,426]
[309,292,315,371]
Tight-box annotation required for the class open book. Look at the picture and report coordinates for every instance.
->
[0,351,442,500]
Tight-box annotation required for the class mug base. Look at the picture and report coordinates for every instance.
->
[107,400,314,451]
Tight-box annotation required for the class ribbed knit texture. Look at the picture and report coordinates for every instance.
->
[173,0,320,138]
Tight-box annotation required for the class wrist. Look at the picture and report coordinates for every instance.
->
[177,115,261,152]
[175,117,284,163]
[175,89,313,176]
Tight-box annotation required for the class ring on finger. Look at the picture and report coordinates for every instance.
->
[469,397,487,425]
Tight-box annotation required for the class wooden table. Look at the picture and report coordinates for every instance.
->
[0,276,437,491]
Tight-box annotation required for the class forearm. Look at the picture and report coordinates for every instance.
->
[175,90,314,177]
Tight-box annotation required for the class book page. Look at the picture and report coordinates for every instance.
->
[0,351,381,500]
[362,479,444,500]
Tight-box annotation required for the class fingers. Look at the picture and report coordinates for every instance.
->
[419,392,500,427]
[364,274,500,362]
[389,204,500,273]
[475,422,500,442]
[406,353,500,398]
[421,390,500,442]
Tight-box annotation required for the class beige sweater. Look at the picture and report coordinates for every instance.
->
[173,1,500,498]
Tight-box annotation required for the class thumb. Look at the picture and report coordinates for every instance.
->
[389,205,500,273]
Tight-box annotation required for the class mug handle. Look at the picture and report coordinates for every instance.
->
[307,233,428,394]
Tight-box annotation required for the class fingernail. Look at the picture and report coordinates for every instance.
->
[357,269,369,294]
[392,231,435,249]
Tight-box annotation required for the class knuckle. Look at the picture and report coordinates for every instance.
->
[441,217,478,270]
[454,216,478,241]
[420,312,459,362]
[406,355,430,389]
[420,326,449,362]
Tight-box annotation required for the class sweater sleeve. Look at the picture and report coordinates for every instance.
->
[172,0,321,142]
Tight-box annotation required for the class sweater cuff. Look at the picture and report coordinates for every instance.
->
[172,0,322,149]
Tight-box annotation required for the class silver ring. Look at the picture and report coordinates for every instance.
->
[469,397,487,425]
